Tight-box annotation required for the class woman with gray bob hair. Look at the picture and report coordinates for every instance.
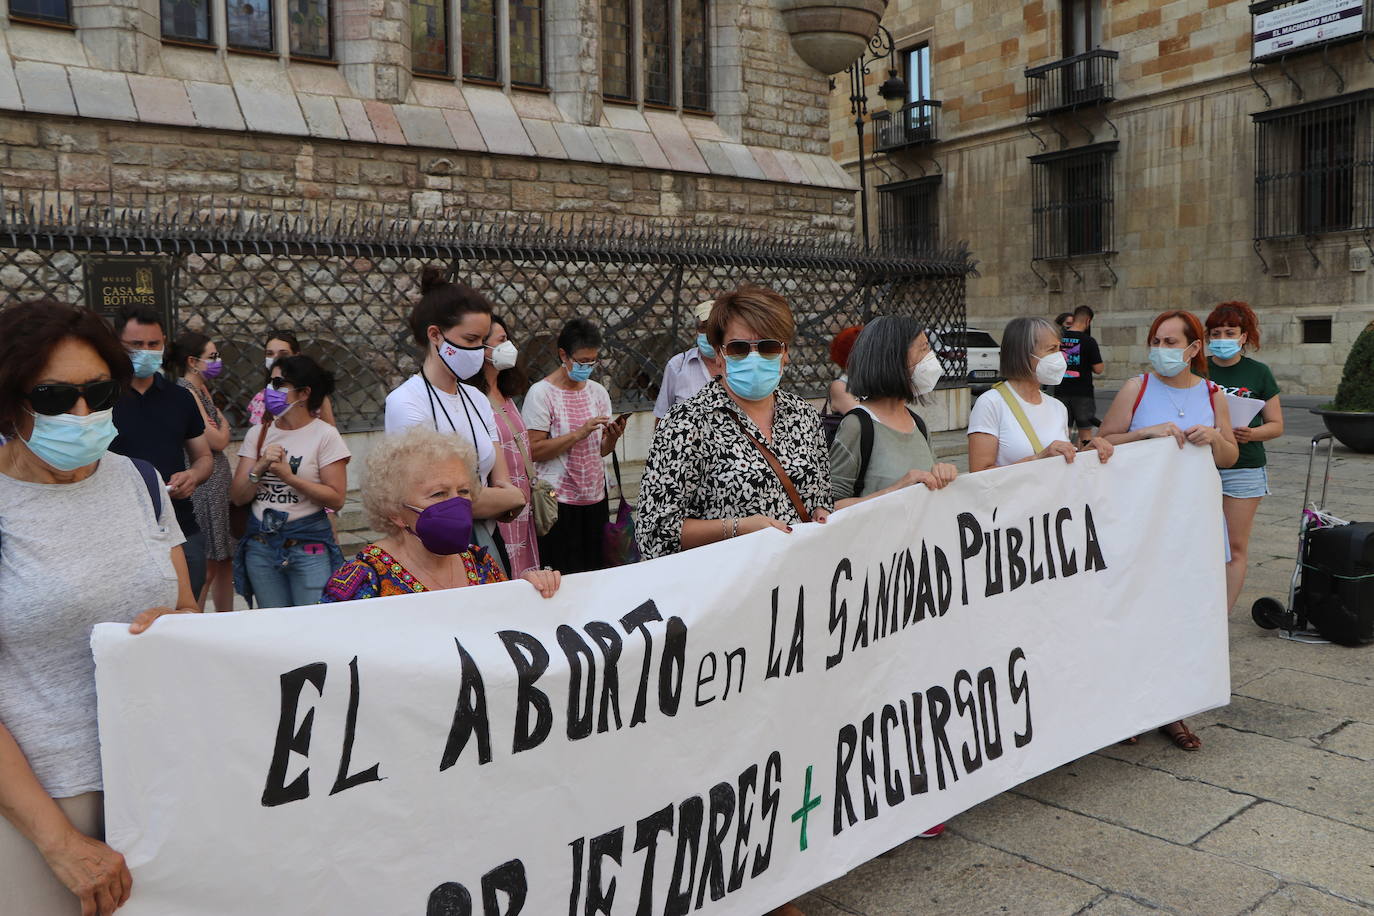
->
[830,316,958,507]
[967,316,1114,471]
[322,426,560,602]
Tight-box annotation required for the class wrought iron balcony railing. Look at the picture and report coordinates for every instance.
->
[876,100,942,152]
[1024,49,1119,119]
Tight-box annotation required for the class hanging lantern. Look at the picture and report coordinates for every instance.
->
[779,0,888,77]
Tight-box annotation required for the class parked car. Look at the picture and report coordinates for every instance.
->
[929,327,1001,390]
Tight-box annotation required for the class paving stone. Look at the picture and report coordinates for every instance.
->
[1229,629,1374,689]
[1188,694,1346,743]
[185,81,245,131]
[68,68,135,122]
[465,87,535,156]
[552,121,600,162]
[394,104,457,149]
[603,105,649,132]
[440,108,486,152]
[297,94,348,140]
[362,100,405,145]
[409,80,468,110]
[1198,803,1374,906]
[1012,754,1253,844]
[955,794,1279,913]
[787,893,851,916]
[1249,884,1374,916]
[336,97,376,143]
[1132,725,1374,831]
[722,142,767,181]
[14,61,76,116]
[1319,721,1374,760]
[1080,895,1164,914]
[805,832,1102,916]
[643,109,709,173]
[629,131,670,170]
[234,86,307,136]
[521,118,566,159]
[508,90,561,121]
[1238,668,1374,725]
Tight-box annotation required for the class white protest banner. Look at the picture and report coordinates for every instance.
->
[93,438,1229,916]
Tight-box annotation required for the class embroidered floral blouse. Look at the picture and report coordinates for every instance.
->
[636,379,833,560]
[320,544,505,603]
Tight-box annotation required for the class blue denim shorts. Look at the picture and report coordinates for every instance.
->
[1219,466,1270,499]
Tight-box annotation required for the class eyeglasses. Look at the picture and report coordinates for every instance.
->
[267,377,293,390]
[25,380,121,416]
[722,339,786,360]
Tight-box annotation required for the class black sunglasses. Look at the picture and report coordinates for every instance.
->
[25,380,121,416]
[268,377,293,390]
[722,339,786,360]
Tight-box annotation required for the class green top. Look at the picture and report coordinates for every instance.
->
[1208,355,1280,469]
[830,408,934,500]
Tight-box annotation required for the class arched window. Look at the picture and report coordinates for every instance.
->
[601,0,711,113]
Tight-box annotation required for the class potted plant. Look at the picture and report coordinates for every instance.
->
[1312,321,1374,453]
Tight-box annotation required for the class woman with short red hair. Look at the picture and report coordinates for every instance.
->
[1205,301,1283,614]
[824,324,864,418]
[1098,309,1238,751]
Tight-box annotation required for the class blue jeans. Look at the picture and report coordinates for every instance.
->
[241,537,335,608]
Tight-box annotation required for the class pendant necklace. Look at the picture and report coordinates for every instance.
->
[1159,380,1189,418]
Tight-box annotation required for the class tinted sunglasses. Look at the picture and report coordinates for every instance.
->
[723,339,786,360]
[25,379,121,416]
[267,377,293,390]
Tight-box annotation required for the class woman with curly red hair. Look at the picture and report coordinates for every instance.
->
[1205,301,1283,615]
[824,324,864,417]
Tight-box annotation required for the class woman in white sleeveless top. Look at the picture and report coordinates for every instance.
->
[1099,309,1238,752]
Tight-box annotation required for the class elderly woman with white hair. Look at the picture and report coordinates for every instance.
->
[967,316,1114,472]
[322,426,560,602]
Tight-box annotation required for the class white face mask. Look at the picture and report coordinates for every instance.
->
[437,336,486,380]
[265,356,278,371]
[910,351,944,397]
[1034,350,1069,386]
[487,340,519,371]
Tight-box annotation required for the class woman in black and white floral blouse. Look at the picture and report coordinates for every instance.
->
[637,286,832,561]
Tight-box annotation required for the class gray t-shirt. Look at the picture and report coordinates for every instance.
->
[0,454,183,797]
[830,407,935,500]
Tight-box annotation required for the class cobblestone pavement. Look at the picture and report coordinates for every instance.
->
[797,398,1374,916]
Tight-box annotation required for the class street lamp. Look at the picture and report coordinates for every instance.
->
[837,25,906,249]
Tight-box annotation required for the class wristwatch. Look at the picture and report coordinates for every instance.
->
[248,470,262,484]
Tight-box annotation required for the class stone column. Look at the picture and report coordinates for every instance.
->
[546,0,599,123]
[74,0,160,72]
[710,0,745,139]
[338,0,410,102]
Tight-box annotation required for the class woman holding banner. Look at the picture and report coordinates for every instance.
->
[1098,309,1238,751]
[322,426,561,601]
[0,299,198,916]
[829,316,958,508]
[637,285,832,559]
[968,317,1114,472]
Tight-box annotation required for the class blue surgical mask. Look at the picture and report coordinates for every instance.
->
[1209,339,1242,360]
[725,353,783,401]
[129,349,163,379]
[1148,347,1190,378]
[696,333,716,359]
[21,408,119,471]
[568,361,595,383]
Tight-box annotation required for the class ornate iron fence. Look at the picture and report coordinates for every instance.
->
[0,190,974,434]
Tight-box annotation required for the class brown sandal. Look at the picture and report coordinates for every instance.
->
[1160,721,1201,751]
[1118,736,1139,746]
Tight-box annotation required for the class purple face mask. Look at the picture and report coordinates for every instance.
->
[262,386,291,417]
[200,359,224,380]
[405,495,474,556]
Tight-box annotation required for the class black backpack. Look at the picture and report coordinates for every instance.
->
[843,406,930,497]
[1,457,162,558]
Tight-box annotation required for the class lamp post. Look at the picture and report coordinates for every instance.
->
[840,25,906,250]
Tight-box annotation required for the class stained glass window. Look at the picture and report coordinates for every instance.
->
[289,0,331,58]
[509,0,544,87]
[10,0,71,23]
[601,0,633,100]
[160,0,211,42]
[681,0,710,111]
[411,0,449,75]
[227,0,274,50]
[461,0,499,81]
[643,0,673,106]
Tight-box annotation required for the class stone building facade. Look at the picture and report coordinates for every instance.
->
[834,0,1374,395]
[0,0,855,233]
